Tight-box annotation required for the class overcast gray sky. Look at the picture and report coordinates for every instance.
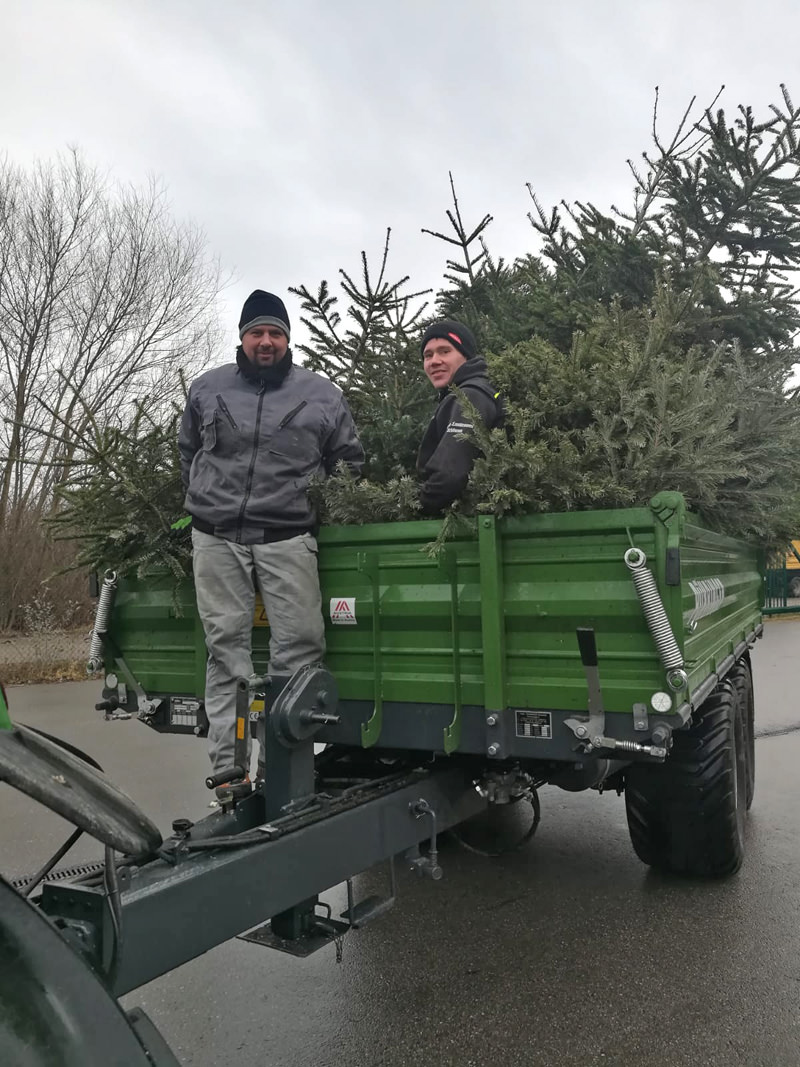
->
[3,0,800,347]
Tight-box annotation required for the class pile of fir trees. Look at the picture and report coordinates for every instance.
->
[51,87,800,577]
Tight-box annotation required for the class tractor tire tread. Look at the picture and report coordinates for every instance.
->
[625,677,746,878]
[729,658,755,810]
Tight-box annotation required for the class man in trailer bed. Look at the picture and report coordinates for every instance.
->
[178,290,364,793]
[416,319,504,513]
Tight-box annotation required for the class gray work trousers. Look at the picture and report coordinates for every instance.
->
[192,528,326,774]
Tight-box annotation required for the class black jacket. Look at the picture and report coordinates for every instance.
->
[416,357,503,515]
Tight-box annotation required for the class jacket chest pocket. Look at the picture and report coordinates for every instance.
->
[201,410,240,456]
[201,413,217,451]
[268,402,320,465]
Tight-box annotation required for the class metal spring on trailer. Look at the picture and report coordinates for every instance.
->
[611,739,647,753]
[624,548,683,672]
[87,570,117,673]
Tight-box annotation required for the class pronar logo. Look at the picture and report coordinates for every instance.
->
[686,578,726,627]
[330,597,357,625]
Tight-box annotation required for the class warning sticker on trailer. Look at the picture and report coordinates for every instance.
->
[330,597,357,624]
[515,710,552,739]
[253,594,270,628]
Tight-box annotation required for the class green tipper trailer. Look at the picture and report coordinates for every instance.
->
[99,490,761,879]
[0,490,763,1052]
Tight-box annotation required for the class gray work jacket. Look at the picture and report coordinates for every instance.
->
[178,358,363,543]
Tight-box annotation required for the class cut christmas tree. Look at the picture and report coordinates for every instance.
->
[49,87,800,575]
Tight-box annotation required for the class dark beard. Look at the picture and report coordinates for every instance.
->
[236,345,293,388]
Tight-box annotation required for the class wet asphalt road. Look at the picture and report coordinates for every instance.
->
[2,621,800,1067]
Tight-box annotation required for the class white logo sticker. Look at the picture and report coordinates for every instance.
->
[330,597,357,625]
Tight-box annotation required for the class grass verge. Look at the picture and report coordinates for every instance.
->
[2,659,88,686]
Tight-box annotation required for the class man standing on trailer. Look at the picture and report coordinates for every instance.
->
[416,319,504,513]
[179,290,364,791]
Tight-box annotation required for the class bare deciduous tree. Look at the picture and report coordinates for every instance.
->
[0,148,224,628]
[0,149,223,521]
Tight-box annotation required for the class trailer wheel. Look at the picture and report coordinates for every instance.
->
[730,658,755,810]
[625,675,747,878]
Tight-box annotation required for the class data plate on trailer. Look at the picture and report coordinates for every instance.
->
[515,711,552,739]
[170,698,200,727]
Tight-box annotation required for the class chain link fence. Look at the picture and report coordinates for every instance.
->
[0,629,91,685]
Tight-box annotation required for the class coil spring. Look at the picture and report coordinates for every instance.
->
[612,739,646,753]
[87,570,117,673]
[624,548,683,671]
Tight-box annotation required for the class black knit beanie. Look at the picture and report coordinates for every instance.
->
[238,290,291,341]
[420,319,477,360]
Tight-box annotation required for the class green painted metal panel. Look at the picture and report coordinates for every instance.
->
[0,685,12,731]
[478,516,506,713]
[106,574,271,700]
[105,495,762,738]
[318,504,680,716]
[680,519,763,690]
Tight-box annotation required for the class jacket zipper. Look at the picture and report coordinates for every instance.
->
[236,385,266,543]
[278,400,307,429]
[216,394,238,430]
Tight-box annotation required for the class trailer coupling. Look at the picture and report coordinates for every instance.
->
[0,663,489,992]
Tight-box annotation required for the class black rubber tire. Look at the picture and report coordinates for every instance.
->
[730,657,755,810]
[788,575,800,598]
[625,675,747,877]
